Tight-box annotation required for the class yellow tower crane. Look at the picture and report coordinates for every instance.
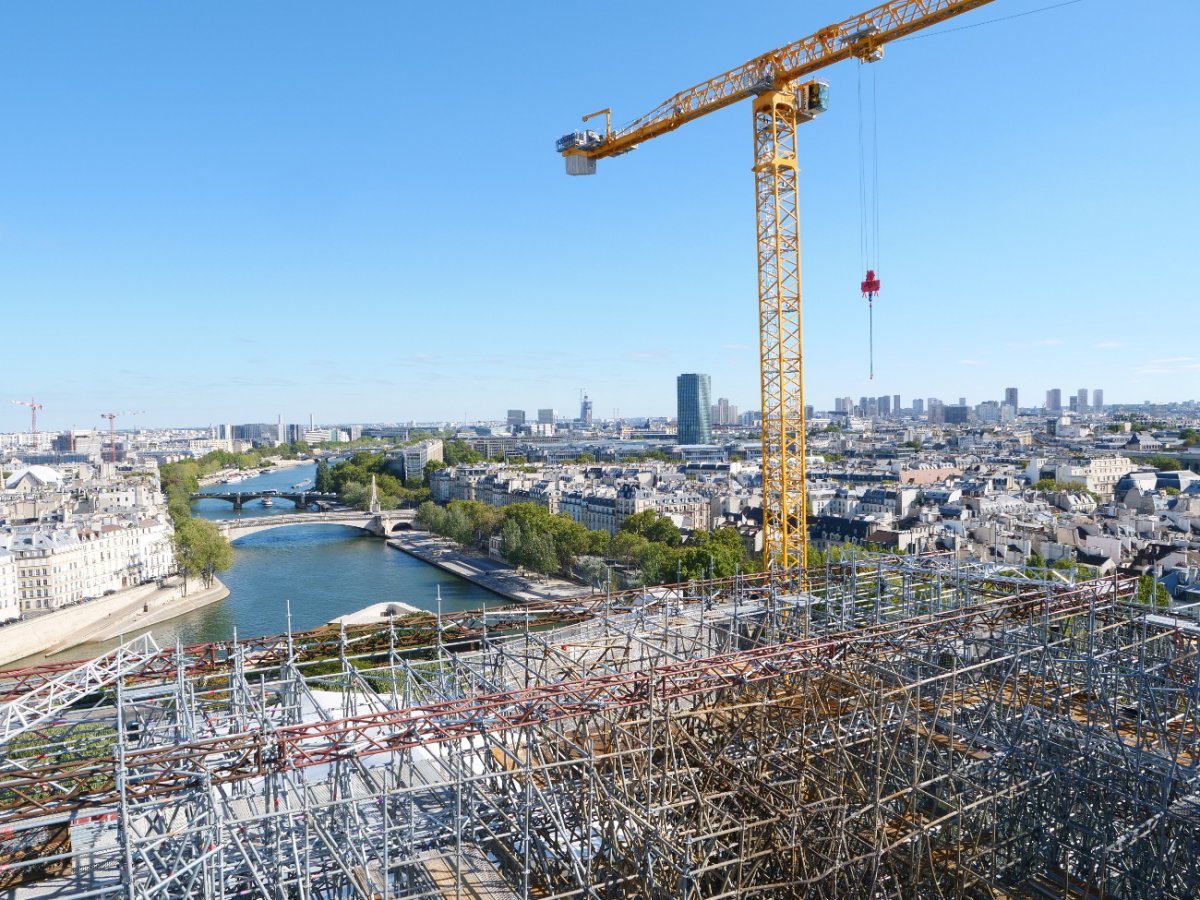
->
[557,0,998,575]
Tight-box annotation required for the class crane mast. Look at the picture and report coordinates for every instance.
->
[558,0,997,574]
[100,411,142,464]
[11,398,45,452]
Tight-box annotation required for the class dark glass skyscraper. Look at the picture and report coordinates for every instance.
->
[677,373,712,444]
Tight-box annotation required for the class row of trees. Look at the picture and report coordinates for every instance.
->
[1145,455,1188,472]
[158,455,234,590]
[415,501,752,586]
[425,443,675,470]
[323,439,491,512]
[200,442,311,471]
[1032,479,1099,501]
[325,451,429,511]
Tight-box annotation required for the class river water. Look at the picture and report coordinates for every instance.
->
[57,462,496,658]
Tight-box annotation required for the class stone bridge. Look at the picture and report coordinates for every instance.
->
[214,510,416,542]
[192,490,342,511]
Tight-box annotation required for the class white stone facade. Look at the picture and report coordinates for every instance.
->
[6,517,173,613]
[0,465,175,617]
[0,550,18,623]
[1055,456,1134,498]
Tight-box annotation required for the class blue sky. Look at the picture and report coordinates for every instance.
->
[2,0,1197,430]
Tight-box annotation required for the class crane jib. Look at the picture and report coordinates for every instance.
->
[555,0,996,167]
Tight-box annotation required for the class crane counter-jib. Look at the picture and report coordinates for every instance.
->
[556,0,997,169]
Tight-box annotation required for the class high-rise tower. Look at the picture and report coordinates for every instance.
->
[677,374,712,444]
[579,391,593,427]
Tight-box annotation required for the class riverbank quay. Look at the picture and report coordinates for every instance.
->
[198,457,311,487]
[0,576,228,668]
[387,532,586,604]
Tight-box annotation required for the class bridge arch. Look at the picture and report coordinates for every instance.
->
[213,510,415,543]
[191,491,341,511]
[223,520,377,544]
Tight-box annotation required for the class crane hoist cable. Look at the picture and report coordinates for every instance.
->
[858,61,881,379]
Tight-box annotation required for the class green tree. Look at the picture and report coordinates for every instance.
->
[620,509,682,547]
[458,501,504,544]
[415,501,446,533]
[543,515,592,569]
[341,481,368,509]
[584,528,611,557]
[444,441,484,466]
[1032,479,1097,500]
[499,520,523,561]
[173,518,233,591]
[442,505,475,546]
[1134,575,1170,608]
[1146,455,1183,472]
[159,459,202,525]
[679,526,747,578]
[611,530,651,567]
[166,493,193,525]
[573,555,610,587]
[314,459,333,493]
[423,459,448,484]
[638,541,680,584]
[521,531,559,574]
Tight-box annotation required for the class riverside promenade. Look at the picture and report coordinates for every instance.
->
[387,532,586,604]
[0,576,229,668]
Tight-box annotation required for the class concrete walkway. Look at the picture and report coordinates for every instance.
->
[0,576,229,668]
[388,532,587,604]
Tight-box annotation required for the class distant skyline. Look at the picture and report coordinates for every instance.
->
[3,0,1197,430]
[12,383,1197,434]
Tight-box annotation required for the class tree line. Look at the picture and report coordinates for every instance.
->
[322,452,428,511]
[158,454,235,591]
[414,500,752,587]
[323,440,490,512]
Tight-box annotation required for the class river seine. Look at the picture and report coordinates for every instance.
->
[69,462,496,656]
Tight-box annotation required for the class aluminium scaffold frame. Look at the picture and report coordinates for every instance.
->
[1,557,1197,898]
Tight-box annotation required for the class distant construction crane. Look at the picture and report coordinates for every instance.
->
[557,0,997,573]
[10,398,44,452]
[100,411,142,464]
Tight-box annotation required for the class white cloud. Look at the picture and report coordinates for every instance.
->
[627,350,667,361]
[1131,360,1200,376]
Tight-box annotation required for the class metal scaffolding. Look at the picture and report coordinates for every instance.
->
[1,557,1197,898]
